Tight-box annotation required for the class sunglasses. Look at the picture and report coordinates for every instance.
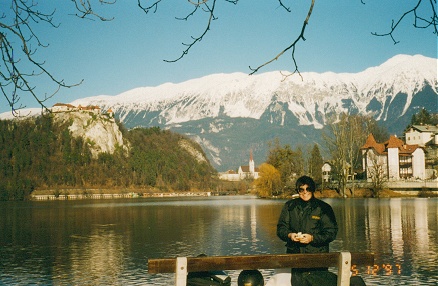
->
[297,187,311,193]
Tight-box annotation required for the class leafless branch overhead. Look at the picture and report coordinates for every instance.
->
[370,0,437,44]
[1,0,436,115]
[0,0,113,115]
[249,0,315,79]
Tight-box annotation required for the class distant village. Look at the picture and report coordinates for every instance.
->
[220,125,438,186]
[52,103,437,185]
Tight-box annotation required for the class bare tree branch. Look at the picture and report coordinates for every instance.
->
[164,0,219,63]
[2,0,436,115]
[138,0,240,63]
[188,0,209,5]
[0,0,113,116]
[71,0,116,20]
[278,0,291,12]
[141,0,435,78]
[175,4,201,21]
[371,0,438,44]
[137,0,162,14]
[249,0,315,78]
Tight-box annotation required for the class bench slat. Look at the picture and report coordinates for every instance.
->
[148,252,374,274]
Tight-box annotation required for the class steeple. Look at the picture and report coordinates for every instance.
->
[249,150,254,174]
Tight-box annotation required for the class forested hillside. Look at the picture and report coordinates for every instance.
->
[0,115,217,200]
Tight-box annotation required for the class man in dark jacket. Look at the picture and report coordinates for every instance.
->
[277,175,338,285]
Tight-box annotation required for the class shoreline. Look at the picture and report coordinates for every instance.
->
[31,191,213,200]
[29,187,438,200]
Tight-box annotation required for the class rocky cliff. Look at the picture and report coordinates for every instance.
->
[52,111,128,158]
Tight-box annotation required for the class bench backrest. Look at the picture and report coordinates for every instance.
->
[148,252,374,286]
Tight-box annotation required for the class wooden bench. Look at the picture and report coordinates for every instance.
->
[148,252,374,286]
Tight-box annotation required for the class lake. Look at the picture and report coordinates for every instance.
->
[0,196,437,285]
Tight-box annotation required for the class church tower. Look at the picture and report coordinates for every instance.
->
[249,150,255,175]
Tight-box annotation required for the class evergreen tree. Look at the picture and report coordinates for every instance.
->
[308,144,323,184]
[266,138,304,194]
[410,108,438,126]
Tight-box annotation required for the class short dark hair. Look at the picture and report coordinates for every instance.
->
[295,176,316,193]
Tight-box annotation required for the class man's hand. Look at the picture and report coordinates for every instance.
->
[288,232,301,242]
[288,232,313,244]
[299,233,313,244]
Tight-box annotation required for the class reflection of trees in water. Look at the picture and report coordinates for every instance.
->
[325,198,437,280]
[66,226,125,285]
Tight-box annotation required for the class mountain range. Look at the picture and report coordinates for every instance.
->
[5,54,437,172]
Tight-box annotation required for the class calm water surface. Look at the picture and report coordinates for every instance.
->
[0,196,437,285]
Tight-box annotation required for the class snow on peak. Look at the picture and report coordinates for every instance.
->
[66,54,438,126]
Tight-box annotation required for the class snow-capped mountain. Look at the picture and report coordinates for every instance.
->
[70,54,437,171]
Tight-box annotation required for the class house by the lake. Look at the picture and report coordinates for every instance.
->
[322,162,333,183]
[405,124,438,170]
[361,134,428,181]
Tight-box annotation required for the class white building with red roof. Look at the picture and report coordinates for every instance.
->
[361,134,426,181]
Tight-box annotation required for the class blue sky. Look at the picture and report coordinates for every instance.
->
[1,0,436,113]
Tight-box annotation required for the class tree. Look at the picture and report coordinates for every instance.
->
[410,108,438,126]
[1,0,436,113]
[365,117,389,143]
[266,138,304,194]
[323,113,388,197]
[253,163,281,197]
[308,144,323,184]
[364,150,387,197]
[324,114,348,196]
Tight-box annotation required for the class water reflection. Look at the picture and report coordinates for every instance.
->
[338,198,438,285]
[0,197,437,285]
[67,225,125,285]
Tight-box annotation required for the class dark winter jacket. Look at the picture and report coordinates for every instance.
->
[277,197,338,254]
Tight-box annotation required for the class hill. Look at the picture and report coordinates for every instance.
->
[0,111,217,200]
